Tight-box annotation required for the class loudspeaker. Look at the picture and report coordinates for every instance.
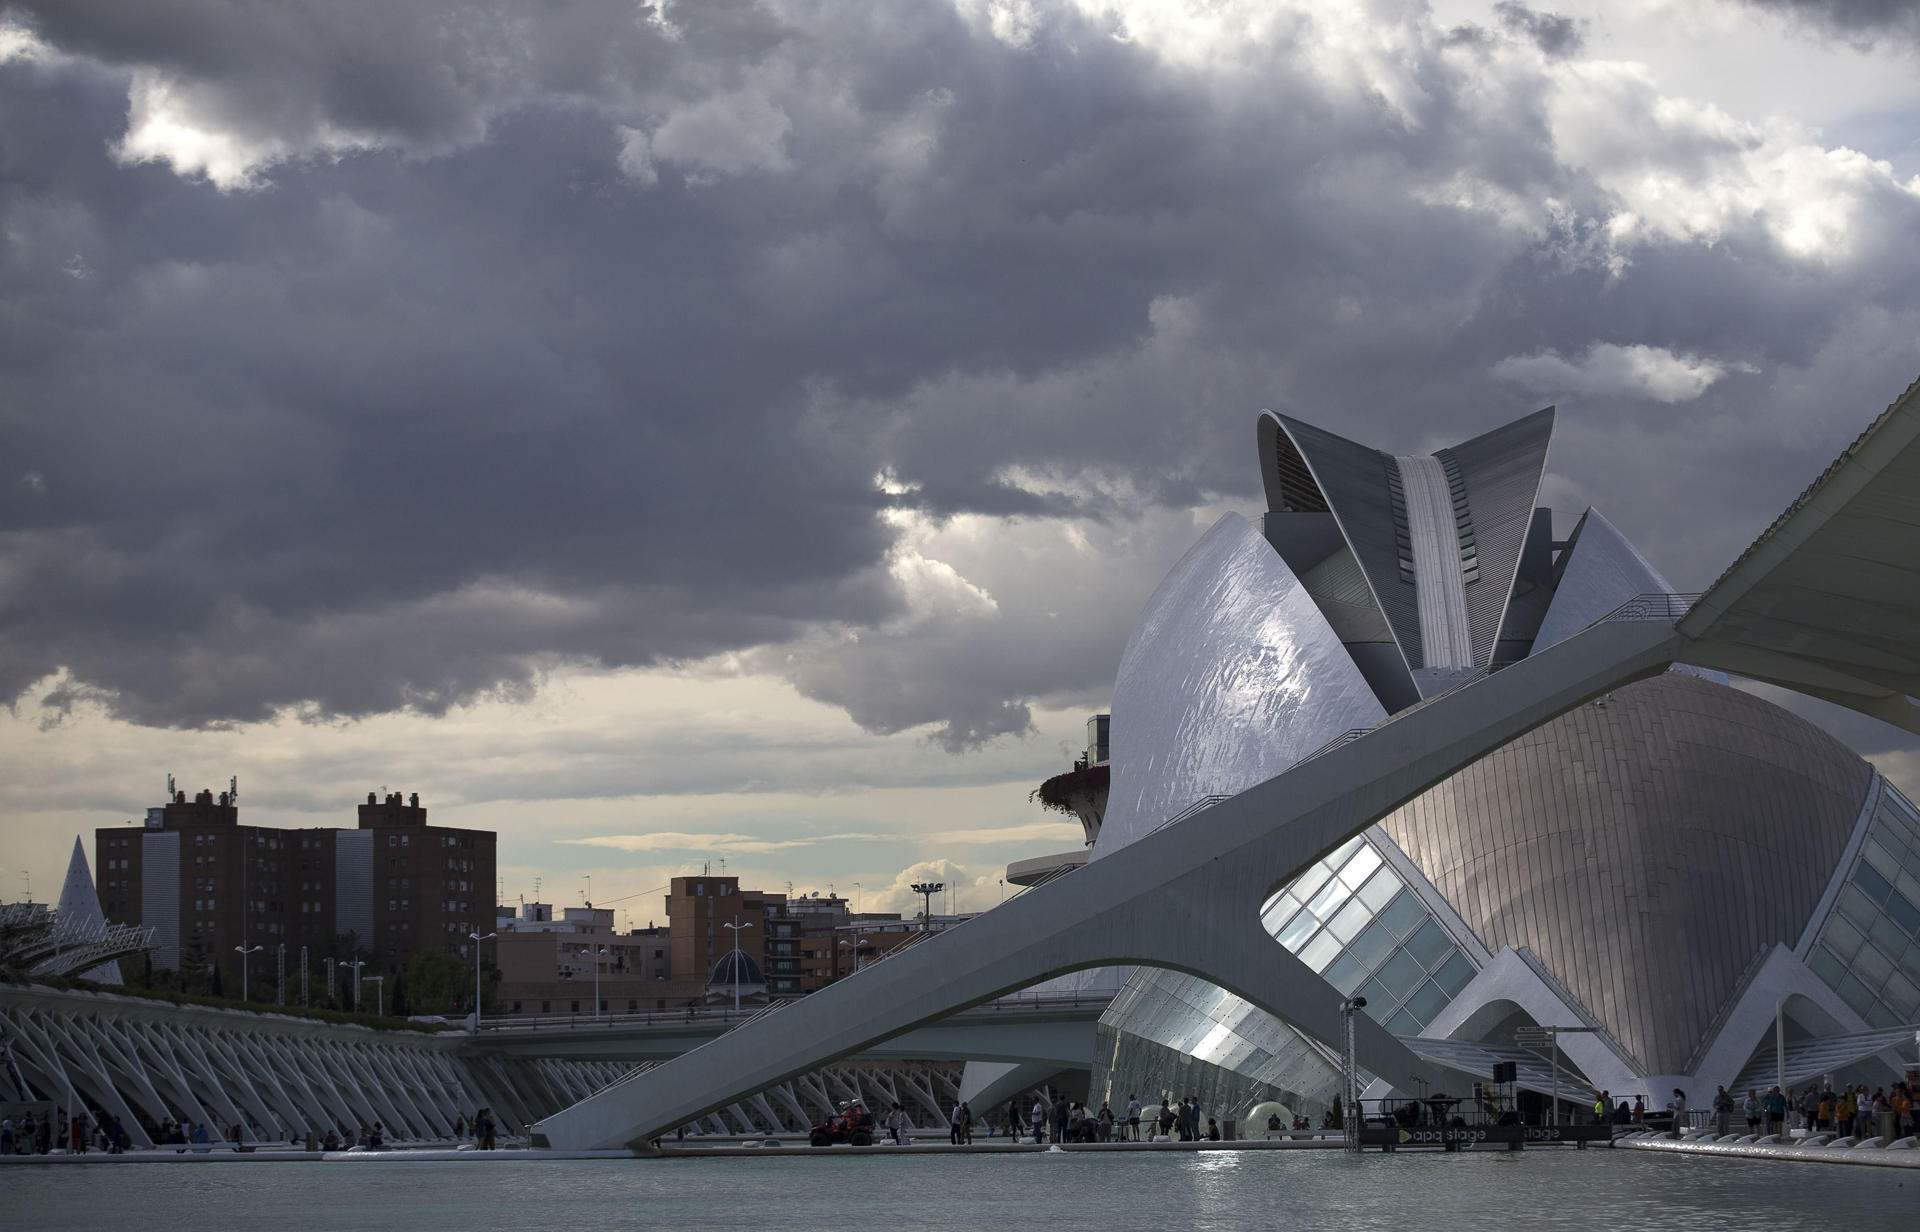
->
[1491,1061,1517,1084]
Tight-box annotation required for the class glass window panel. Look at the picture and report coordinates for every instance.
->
[1808,944,1847,990]
[1307,876,1351,921]
[1323,952,1368,997]
[1402,978,1450,1027]
[1881,969,1920,1019]
[1277,909,1319,952]
[1260,891,1299,935]
[1356,976,1390,1014]
[1835,972,1875,1016]
[1347,919,1397,973]
[1863,839,1900,881]
[1864,1002,1900,1029]
[1854,860,1894,905]
[1327,896,1373,944]
[1853,940,1894,989]
[1897,870,1920,912]
[1405,919,1453,970]
[1901,941,1920,983]
[1299,929,1342,973]
[1433,951,1476,998]
[1822,913,1865,962]
[1337,843,1383,890]
[1327,834,1367,870]
[1837,884,1878,928]
[1374,949,1425,1000]
[1287,861,1334,905]
[1378,891,1427,940]
[1386,1007,1421,1036]
[1357,866,1402,912]
[1869,911,1910,958]
[1885,891,1920,938]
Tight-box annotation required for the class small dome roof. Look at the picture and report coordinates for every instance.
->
[708,949,765,986]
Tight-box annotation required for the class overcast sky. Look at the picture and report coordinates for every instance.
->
[4,0,1919,923]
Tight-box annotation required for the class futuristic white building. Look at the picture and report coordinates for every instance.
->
[531,378,1920,1150]
[1090,407,1920,1121]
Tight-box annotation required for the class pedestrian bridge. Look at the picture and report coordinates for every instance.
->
[471,991,1101,1068]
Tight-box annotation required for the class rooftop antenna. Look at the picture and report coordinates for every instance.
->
[583,875,591,906]
[229,775,238,806]
[533,876,542,900]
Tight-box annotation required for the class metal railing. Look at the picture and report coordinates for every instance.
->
[1597,592,1702,623]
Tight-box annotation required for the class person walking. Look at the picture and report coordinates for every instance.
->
[958,1101,973,1145]
[1005,1099,1022,1143]
[1051,1092,1069,1145]
[1712,1086,1733,1136]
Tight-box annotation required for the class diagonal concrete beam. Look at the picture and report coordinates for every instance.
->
[533,619,1684,1150]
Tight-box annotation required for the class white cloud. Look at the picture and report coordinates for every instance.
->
[1491,343,1748,403]
[614,125,658,187]
[650,90,793,180]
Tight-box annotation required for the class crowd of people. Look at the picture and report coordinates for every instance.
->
[0,1109,133,1154]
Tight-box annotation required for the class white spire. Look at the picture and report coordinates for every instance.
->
[56,836,123,984]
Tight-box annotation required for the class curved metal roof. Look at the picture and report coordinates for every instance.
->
[1092,513,1386,857]
[1376,672,1872,1075]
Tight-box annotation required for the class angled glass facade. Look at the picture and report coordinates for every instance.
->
[1260,834,1476,1036]
[1808,785,1920,1028]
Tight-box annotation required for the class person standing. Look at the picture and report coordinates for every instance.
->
[1006,1100,1022,1143]
[1712,1086,1733,1136]
[889,1102,909,1146]
[1030,1096,1046,1144]
[1667,1088,1687,1137]
[1765,1087,1787,1137]
[1127,1093,1141,1141]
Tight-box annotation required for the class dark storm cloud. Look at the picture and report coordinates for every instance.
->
[1737,0,1920,42]
[3,1,1919,748]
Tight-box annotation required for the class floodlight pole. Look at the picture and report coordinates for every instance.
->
[910,882,945,933]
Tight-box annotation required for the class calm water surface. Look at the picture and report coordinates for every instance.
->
[5,1150,1916,1230]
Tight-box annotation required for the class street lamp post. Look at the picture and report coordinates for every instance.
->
[468,932,496,1032]
[910,882,945,933]
[723,916,754,1014]
[365,975,384,1018]
[234,944,263,1002]
[582,946,608,1018]
[275,944,285,1007]
[336,959,365,1011]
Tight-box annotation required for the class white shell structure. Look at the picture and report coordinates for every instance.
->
[1092,513,1387,859]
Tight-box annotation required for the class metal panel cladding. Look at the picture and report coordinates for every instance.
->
[1268,414,1420,675]
[1375,672,1872,1076]
[1433,406,1555,668]
[1092,513,1387,859]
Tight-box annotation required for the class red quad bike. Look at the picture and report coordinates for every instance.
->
[808,1101,876,1147]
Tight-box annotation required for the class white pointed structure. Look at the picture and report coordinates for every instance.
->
[54,837,124,986]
